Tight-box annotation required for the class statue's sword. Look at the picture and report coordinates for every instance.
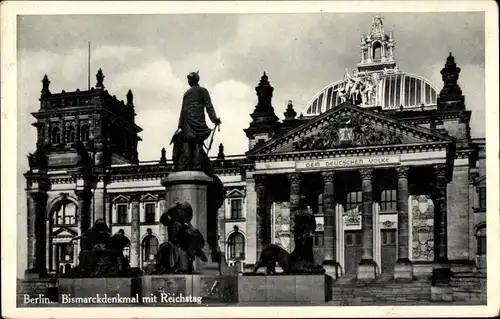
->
[204,124,220,153]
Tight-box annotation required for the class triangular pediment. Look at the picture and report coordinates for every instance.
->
[53,227,78,237]
[248,102,454,156]
[112,194,129,203]
[226,188,246,198]
[141,193,158,202]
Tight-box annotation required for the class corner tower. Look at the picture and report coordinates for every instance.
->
[244,72,279,150]
[31,69,143,169]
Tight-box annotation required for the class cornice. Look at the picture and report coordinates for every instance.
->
[253,141,451,162]
[396,110,471,125]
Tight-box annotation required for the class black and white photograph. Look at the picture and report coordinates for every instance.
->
[1,1,498,318]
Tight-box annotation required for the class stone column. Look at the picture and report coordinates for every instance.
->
[432,164,451,285]
[104,193,112,225]
[357,168,376,279]
[321,170,339,278]
[75,188,93,233]
[287,173,300,251]
[254,175,267,260]
[26,193,37,271]
[27,192,49,275]
[130,194,141,268]
[158,193,168,243]
[394,166,413,280]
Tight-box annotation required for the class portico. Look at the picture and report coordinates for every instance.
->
[246,102,454,280]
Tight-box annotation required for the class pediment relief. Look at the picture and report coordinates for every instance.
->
[249,103,452,155]
[292,115,404,151]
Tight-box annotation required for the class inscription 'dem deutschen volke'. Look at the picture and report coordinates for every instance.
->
[296,155,401,170]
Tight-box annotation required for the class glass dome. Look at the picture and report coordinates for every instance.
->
[303,72,439,116]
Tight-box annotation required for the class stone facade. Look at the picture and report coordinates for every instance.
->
[23,17,486,296]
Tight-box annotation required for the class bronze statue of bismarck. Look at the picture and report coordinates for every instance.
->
[171,71,221,171]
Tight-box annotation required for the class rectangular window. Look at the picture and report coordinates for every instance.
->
[230,199,243,219]
[380,189,397,212]
[479,187,486,210]
[144,203,156,223]
[346,231,362,246]
[117,204,128,224]
[346,191,362,211]
[381,230,397,245]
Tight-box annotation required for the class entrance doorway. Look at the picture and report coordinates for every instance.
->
[55,243,73,274]
[380,229,397,274]
[344,231,363,274]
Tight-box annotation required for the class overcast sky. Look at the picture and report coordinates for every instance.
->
[17,13,485,164]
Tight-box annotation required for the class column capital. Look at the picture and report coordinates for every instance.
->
[287,173,301,185]
[105,193,113,203]
[157,192,166,201]
[359,168,373,180]
[74,188,92,200]
[395,166,409,179]
[27,191,48,202]
[130,193,141,202]
[433,164,448,182]
[254,174,267,188]
[321,170,335,183]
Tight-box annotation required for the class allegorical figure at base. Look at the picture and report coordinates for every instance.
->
[155,201,208,274]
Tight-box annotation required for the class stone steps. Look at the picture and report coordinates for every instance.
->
[330,276,432,305]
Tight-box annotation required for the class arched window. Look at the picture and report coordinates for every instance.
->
[372,41,382,60]
[66,126,76,143]
[476,225,486,255]
[123,244,130,262]
[141,234,159,267]
[227,232,245,260]
[80,125,90,142]
[52,127,61,144]
[54,201,76,225]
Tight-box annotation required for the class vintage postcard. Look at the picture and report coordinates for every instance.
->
[1,1,499,318]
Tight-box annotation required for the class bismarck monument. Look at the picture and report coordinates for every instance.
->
[160,71,224,273]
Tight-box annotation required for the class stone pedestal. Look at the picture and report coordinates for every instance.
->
[161,171,215,272]
[322,262,340,280]
[394,259,414,281]
[357,260,377,280]
[238,274,332,303]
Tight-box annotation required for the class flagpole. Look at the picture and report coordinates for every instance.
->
[88,41,91,90]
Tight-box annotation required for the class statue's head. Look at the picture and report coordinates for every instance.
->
[187,71,200,86]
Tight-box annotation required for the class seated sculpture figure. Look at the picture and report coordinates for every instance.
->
[155,201,208,274]
[65,220,133,277]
